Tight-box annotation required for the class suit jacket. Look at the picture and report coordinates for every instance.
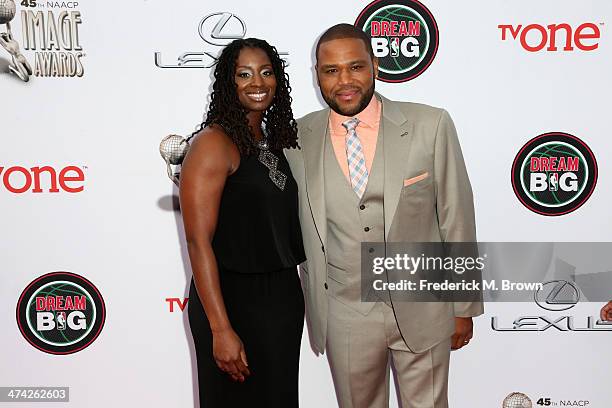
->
[285,93,483,354]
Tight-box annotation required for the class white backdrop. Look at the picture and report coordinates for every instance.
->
[2,0,611,406]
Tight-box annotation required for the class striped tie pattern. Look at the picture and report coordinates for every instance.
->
[343,118,369,199]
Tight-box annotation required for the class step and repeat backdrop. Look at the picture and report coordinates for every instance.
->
[1,0,611,406]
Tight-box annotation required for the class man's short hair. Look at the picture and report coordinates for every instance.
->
[315,23,374,61]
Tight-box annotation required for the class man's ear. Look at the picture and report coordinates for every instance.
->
[315,64,320,86]
[372,57,379,78]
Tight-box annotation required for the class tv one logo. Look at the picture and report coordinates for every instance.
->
[0,165,86,193]
[499,23,601,52]
[166,297,189,312]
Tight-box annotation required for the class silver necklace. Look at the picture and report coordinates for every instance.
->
[257,128,287,191]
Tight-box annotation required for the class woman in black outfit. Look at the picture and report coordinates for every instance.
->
[179,38,305,407]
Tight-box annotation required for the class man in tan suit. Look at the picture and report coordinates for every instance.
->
[285,24,483,407]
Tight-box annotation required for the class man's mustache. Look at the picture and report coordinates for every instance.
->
[335,86,361,94]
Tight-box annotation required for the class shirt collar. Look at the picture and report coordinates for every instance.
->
[329,94,381,134]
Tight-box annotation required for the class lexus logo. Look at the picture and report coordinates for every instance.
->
[198,12,246,46]
[534,280,580,311]
[154,12,289,69]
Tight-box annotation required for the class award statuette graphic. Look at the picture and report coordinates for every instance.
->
[502,392,532,408]
[0,0,32,82]
[159,134,191,186]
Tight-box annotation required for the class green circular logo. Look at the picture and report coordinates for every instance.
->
[511,132,598,216]
[17,272,105,354]
[355,0,439,82]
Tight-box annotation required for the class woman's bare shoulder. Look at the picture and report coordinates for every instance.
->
[189,125,233,153]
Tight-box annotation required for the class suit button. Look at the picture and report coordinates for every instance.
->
[324,282,328,290]
[359,204,366,210]
[369,247,375,253]
[364,227,370,232]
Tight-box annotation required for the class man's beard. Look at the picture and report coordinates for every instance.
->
[323,80,375,117]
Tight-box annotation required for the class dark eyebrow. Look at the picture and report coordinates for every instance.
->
[319,64,337,70]
[235,64,274,70]
[319,60,369,69]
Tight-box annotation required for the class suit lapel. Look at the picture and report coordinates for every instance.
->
[380,94,414,239]
[302,95,413,243]
[302,108,330,248]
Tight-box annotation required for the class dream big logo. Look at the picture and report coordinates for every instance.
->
[16,272,105,354]
[355,0,439,83]
[511,132,597,216]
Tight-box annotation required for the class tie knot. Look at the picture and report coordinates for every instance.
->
[342,118,360,133]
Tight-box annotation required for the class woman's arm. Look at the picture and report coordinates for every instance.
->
[179,127,249,382]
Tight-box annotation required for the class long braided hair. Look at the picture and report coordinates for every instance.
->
[193,38,299,156]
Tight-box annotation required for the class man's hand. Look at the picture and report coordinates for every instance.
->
[451,317,473,350]
[600,301,612,321]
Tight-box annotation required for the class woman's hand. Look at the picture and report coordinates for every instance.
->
[180,129,247,382]
[212,328,250,382]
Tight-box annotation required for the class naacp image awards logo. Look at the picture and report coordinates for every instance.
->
[16,271,106,354]
[355,0,439,82]
[1,0,86,80]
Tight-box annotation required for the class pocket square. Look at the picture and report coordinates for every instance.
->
[403,172,429,187]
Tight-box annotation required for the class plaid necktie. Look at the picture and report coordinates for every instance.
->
[343,118,369,199]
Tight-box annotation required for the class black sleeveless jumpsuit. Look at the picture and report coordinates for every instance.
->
[188,149,306,407]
